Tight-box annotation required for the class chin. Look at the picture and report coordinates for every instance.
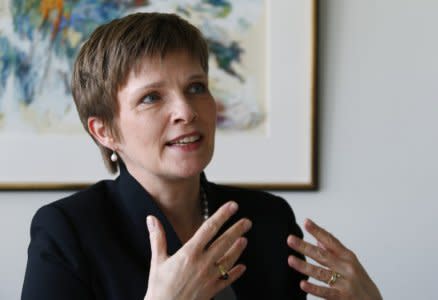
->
[171,156,212,179]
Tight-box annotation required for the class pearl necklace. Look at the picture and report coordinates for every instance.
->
[200,185,209,221]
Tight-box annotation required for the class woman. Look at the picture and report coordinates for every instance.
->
[22,13,382,300]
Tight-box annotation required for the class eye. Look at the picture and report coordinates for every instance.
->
[140,92,161,104]
[187,82,207,94]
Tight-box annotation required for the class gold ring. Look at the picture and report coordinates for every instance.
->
[327,271,341,286]
[216,263,229,280]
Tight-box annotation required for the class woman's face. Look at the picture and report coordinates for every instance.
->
[113,51,216,183]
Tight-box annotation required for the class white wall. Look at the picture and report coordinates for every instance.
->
[278,1,438,299]
[1,1,437,299]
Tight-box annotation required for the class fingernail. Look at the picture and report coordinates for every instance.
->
[146,216,155,231]
[244,219,252,230]
[288,235,297,245]
[229,201,238,213]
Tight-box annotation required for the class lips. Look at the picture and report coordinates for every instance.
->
[166,133,202,146]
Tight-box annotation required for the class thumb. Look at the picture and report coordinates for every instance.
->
[147,215,167,264]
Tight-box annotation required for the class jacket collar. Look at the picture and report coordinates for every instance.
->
[112,163,221,260]
[113,163,183,258]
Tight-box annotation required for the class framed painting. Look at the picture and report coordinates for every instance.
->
[0,0,318,190]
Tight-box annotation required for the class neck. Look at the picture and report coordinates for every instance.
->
[151,177,201,226]
[127,166,204,242]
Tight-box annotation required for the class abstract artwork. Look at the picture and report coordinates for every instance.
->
[0,0,317,190]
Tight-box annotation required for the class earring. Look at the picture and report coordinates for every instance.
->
[110,151,118,162]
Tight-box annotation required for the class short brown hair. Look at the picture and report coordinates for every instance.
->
[71,12,209,173]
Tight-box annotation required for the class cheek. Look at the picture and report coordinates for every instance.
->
[211,102,217,123]
[203,99,217,126]
[118,116,155,148]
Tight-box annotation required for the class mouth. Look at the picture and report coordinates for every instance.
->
[166,133,203,146]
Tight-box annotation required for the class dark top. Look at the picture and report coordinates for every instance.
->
[22,165,307,300]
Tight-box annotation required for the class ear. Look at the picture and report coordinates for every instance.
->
[88,117,115,149]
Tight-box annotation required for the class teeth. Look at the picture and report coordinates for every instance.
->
[172,135,200,145]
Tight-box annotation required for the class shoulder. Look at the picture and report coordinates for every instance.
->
[30,180,114,238]
[29,179,116,254]
[53,180,112,211]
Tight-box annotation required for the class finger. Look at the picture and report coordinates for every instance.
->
[304,219,347,256]
[214,237,248,276]
[299,280,340,300]
[189,201,239,251]
[211,264,246,295]
[287,235,337,270]
[306,220,362,275]
[147,215,167,264]
[288,255,332,284]
[317,240,327,251]
[207,218,252,261]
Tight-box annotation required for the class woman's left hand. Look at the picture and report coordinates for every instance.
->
[287,219,382,300]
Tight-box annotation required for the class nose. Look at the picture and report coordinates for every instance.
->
[170,92,198,124]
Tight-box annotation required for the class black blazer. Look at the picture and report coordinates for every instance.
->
[22,165,307,299]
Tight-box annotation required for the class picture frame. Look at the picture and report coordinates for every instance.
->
[0,0,318,190]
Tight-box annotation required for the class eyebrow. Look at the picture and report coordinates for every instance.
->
[187,73,208,81]
[132,73,207,94]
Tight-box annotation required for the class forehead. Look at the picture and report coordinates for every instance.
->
[130,51,204,79]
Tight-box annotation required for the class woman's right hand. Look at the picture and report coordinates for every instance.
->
[144,201,251,300]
